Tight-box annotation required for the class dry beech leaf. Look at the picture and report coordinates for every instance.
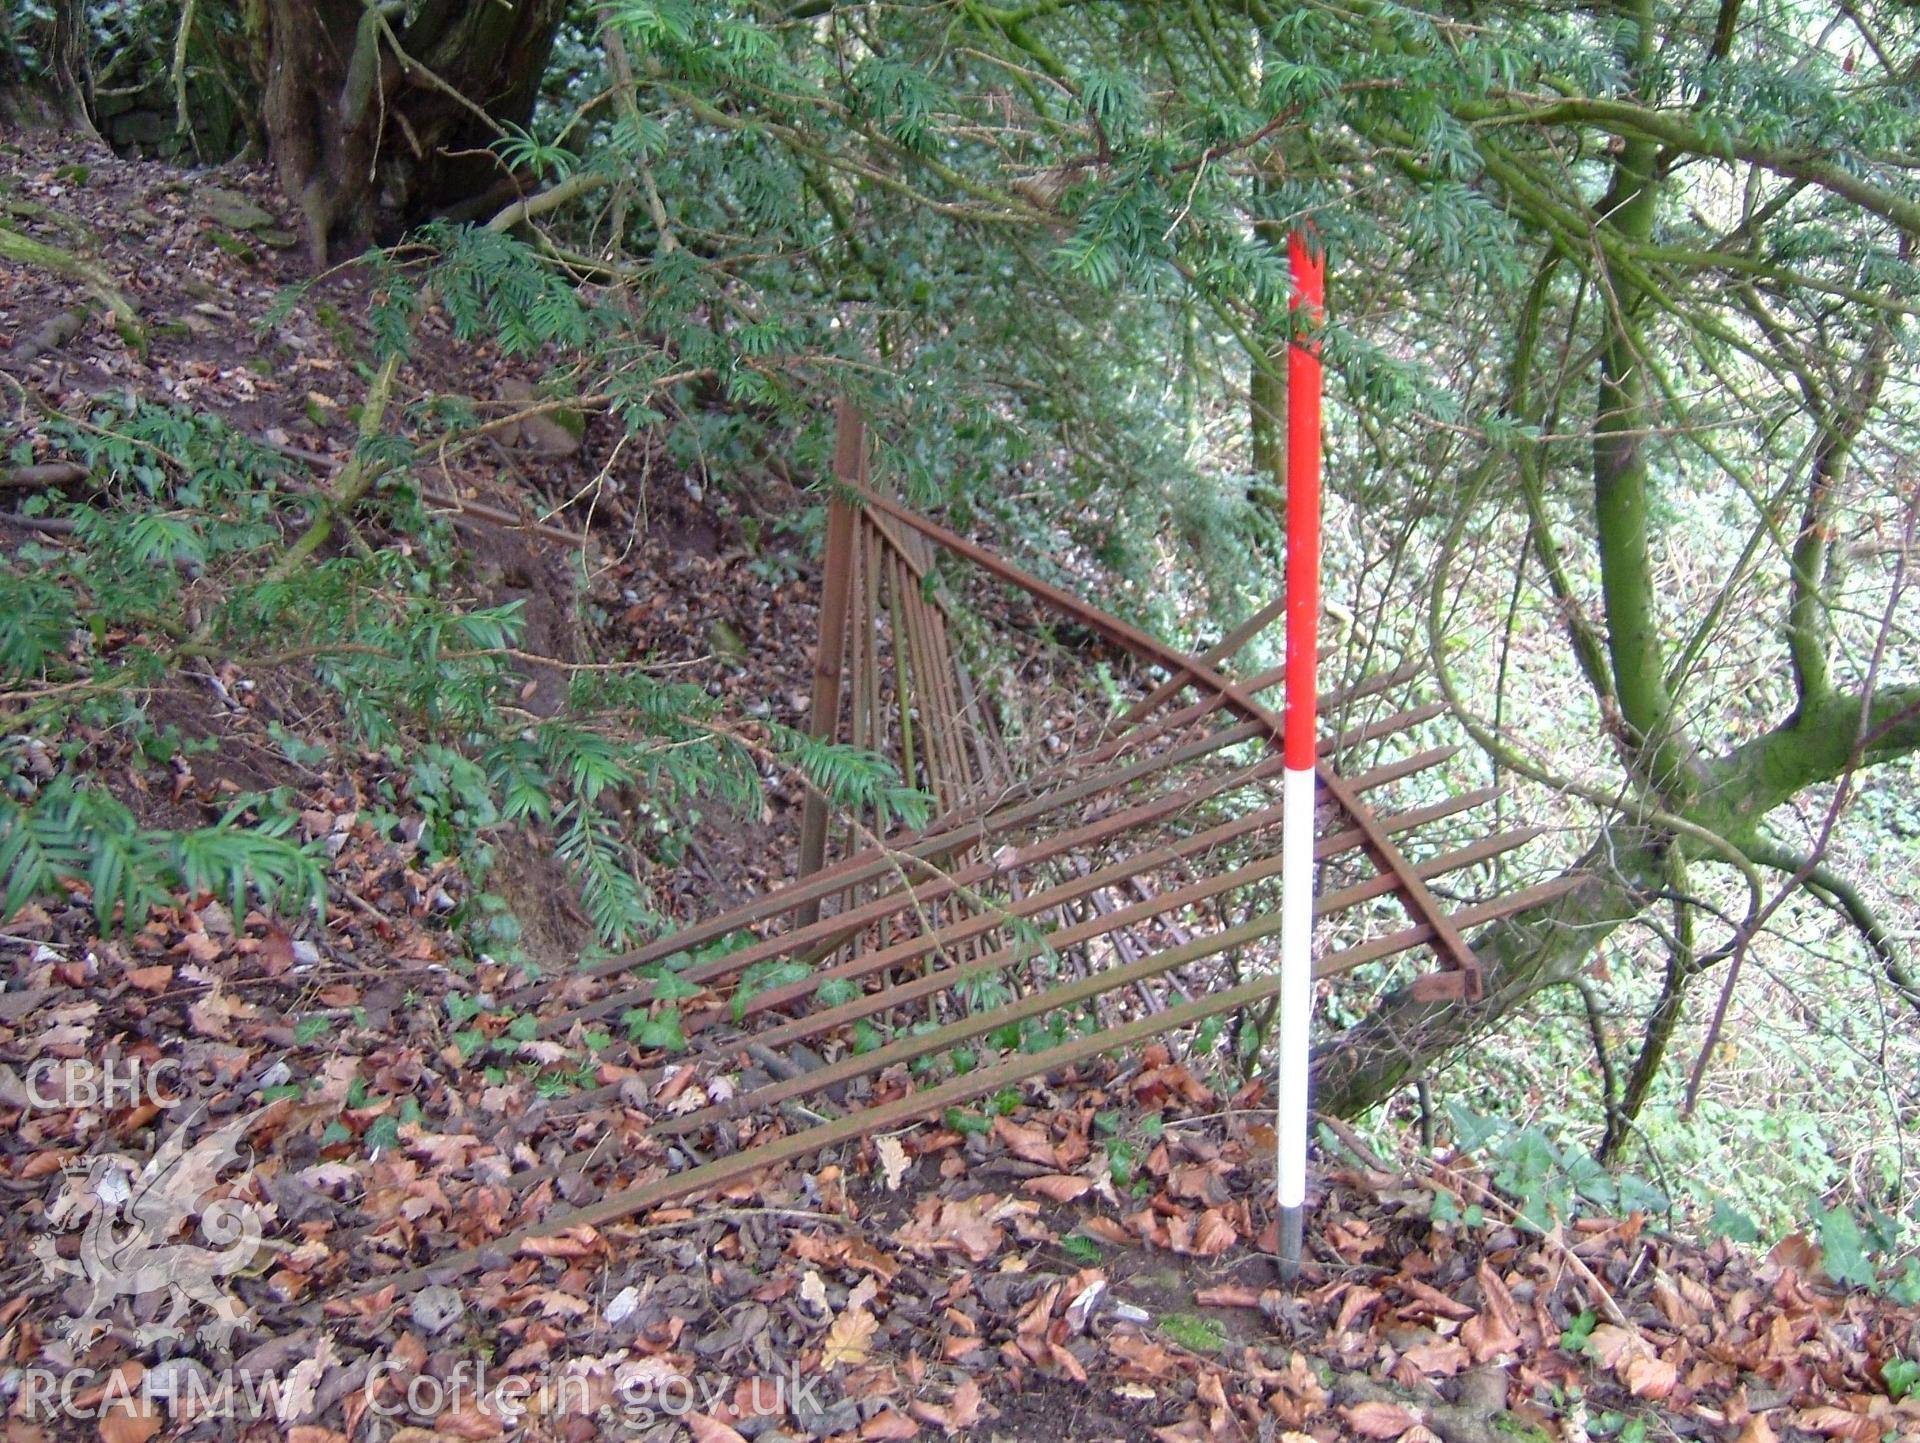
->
[1460,1306,1521,1362]
[894,1194,1006,1262]
[1769,1233,1821,1273]
[860,1412,919,1440]
[1191,1210,1237,1256]
[823,1308,878,1368]
[686,1415,749,1443]
[1338,1401,1418,1440]
[1585,1323,1645,1371]
[1623,1353,1678,1400]
[95,1402,160,1443]
[1079,1215,1135,1245]
[433,1407,505,1441]
[1402,1337,1471,1376]
[1024,1173,1093,1203]
[1790,1406,1879,1441]
[993,1117,1059,1167]
[946,1380,983,1430]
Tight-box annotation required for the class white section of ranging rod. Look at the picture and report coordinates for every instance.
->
[1276,763,1316,1277]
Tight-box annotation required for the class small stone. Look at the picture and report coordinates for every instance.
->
[409,1283,465,1336]
[199,186,276,231]
[497,378,585,456]
[606,1285,641,1325]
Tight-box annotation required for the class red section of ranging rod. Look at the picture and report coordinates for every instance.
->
[1285,231,1325,770]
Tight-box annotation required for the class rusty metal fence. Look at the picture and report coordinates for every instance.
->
[374,408,1570,1293]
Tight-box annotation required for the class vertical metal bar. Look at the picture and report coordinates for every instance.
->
[847,514,879,918]
[886,548,918,791]
[907,574,966,809]
[1278,230,1325,1282]
[795,401,864,926]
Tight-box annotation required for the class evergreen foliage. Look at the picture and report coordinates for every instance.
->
[0,393,926,951]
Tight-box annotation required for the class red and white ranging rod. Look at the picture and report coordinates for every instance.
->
[1277,229,1324,1281]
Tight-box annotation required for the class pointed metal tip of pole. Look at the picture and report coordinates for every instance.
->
[1276,1205,1304,1286]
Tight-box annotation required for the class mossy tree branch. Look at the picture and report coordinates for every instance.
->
[262,351,402,585]
[0,225,140,331]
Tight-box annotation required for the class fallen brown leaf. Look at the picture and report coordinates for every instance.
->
[994,1117,1059,1167]
[823,1308,879,1369]
[1622,1352,1678,1401]
[1024,1173,1094,1203]
[686,1415,748,1443]
[1338,1400,1418,1439]
[1789,1405,1878,1441]
[908,1379,984,1435]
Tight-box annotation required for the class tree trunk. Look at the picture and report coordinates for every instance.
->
[48,0,95,132]
[0,0,93,131]
[256,0,568,267]
[1312,830,1666,1118]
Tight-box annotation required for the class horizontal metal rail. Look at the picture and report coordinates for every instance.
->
[699,783,1495,1044]
[654,825,1538,1138]
[507,668,1418,1010]
[542,782,1492,1123]
[537,718,1450,1037]
[359,870,1576,1300]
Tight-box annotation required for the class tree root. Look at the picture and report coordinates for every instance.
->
[0,224,141,338]
[0,511,77,534]
[11,303,90,366]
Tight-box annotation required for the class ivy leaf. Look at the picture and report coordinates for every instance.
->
[1882,1358,1919,1401]
[732,959,812,1023]
[1708,1200,1760,1244]
[294,1016,331,1045]
[1817,1206,1876,1289]
[648,969,703,1002]
[815,977,859,1008]
[632,1007,687,1052]
[364,1114,402,1153]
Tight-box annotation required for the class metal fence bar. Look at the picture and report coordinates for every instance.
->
[656,825,1538,1136]
[362,866,1579,1301]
